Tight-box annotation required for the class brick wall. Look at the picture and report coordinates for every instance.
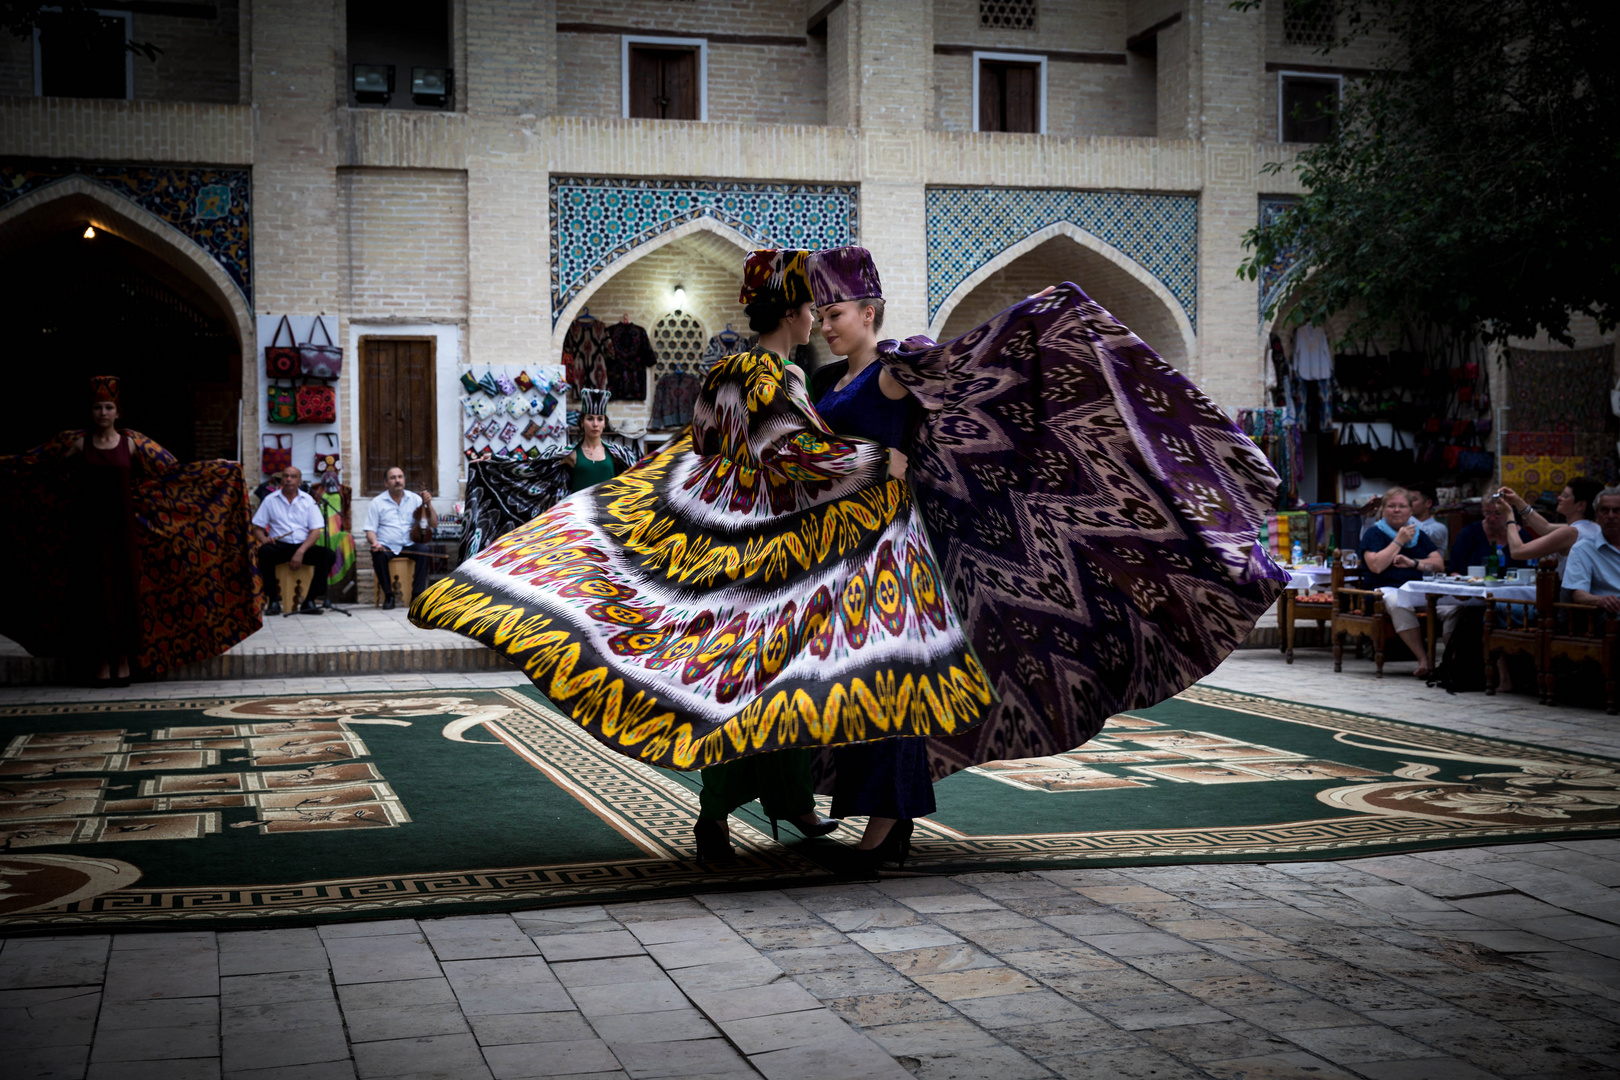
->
[340,167,469,321]
[131,4,241,104]
[556,35,827,124]
[466,0,556,116]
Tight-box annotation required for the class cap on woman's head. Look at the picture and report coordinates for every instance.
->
[807,246,883,307]
[91,375,119,404]
[579,388,611,417]
[739,249,812,306]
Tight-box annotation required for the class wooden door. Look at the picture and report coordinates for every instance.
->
[979,61,1039,133]
[629,47,698,119]
[360,337,436,494]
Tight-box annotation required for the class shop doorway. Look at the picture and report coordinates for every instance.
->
[0,223,241,460]
[359,336,437,495]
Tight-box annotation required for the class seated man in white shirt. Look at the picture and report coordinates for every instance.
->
[364,466,438,610]
[1564,487,1620,616]
[1407,482,1449,554]
[250,467,335,615]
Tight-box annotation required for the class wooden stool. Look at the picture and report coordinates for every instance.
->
[274,562,316,615]
[374,556,416,608]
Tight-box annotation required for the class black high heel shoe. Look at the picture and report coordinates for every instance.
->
[770,814,843,841]
[845,819,915,876]
[693,818,735,862]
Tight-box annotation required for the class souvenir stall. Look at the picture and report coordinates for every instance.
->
[257,313,355,600]
[559,309,658,401]
[458,363,571,462]
[1500,344,1618,505]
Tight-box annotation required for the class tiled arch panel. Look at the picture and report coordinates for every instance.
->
[1257,195,1303,325]
[0,159,253,301]
[550,176,859,329]
[926,187,1199,329]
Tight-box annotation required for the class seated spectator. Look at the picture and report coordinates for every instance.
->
[1564,486,1620,615]
[1450,496,1535,574]
[363,466,437,610]
[250,467,335,615]
[1498,476,1603,562]
[1360,487,1445,677]
[1408,482,1449,553]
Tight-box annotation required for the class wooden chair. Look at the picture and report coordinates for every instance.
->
[373,556,416,608]
[273,563,315,616]
[1545,597,1618,715]
[1484,566,1557,701]
[1284,552,1341,664]
[1331,557,1427,678]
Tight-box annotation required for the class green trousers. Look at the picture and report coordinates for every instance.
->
[698,748,815,821]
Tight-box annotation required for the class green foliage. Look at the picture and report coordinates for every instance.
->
[1241,0,1619,345]
[2,2,161,62]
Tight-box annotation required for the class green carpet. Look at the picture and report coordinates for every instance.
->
[2,685,1617,930]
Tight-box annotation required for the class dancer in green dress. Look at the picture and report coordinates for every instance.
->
[563,389,621,493]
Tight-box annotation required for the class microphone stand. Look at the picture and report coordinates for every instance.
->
[316,475,353,618]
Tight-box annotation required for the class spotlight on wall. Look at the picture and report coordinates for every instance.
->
[673,285,687,307]
[412,67,450,107]
[352,64,394,105]
[82,225,96,239]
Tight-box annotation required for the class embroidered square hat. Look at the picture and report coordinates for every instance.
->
[807,246,884,306]
[739,249,813,306]
[580,387,612,416]
[91,375,120,403]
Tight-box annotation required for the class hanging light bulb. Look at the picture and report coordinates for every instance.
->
[82,225,96,239]
[673,285,686,307]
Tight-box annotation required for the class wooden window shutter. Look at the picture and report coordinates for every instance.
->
[664,48,697,120]
[1004,64,1038,133]
[629,47,660,118]
[979,62,1004,131]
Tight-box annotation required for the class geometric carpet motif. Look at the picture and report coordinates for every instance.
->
[3,687,1615,931]
[926,187,1199,327]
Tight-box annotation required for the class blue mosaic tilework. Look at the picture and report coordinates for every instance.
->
[0,160,252,301]
[551,177,859,328]
[1257,195,1303,324]
[926,187,1199,329]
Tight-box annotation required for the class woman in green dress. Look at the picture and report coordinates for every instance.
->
[692,249,842,861]
[563,389,622,492]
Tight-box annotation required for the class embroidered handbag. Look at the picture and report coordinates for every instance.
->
[478,371,501,396]
[298,318,343,379]
[515,370,535,393]
[498,421,518,443]
[265,315,300,379]
[521,419,541,440]
[313,432,341,477]
[472,398,496,420]
[494,373,518,396]
[505,396,528,417]
[540,391,559,417]
[296,383,337,424]
[268,383,297,425]
[525,446,543,461]
[262,433,292,475]
[460,371,481,395]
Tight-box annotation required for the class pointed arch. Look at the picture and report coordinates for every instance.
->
[929,221,1197,370]
[550,216,760,353]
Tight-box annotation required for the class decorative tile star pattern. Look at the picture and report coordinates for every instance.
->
[1257,195,1303,325]
[0,160,254,300]
[550,177,859,328]
[926,187,1200,329]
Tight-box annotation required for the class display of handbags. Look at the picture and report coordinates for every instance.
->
[262,434,292,475]
[313,432,341,478]
[296,384,336,424]
[265,315,300,379]
[299,317,343,379]
[268,383,297,425]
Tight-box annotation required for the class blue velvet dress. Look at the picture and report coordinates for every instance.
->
[815,361,936,821]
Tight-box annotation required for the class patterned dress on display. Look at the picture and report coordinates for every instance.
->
[605,321,658,401]
[562,318,609,396]
[0,429,262,675]
[412,284,1285,777]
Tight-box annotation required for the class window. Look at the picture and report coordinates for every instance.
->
[34,11,130,99]
[980,1,1037,31]
[1284,0,1337,48]
[347,0,452,111]
[975,54,1045,134]
[624,37,706,121]
[360,337,437,494]
[1279,73,1340,143]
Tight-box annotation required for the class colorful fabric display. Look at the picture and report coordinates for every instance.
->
[1507,345,1615,432]
[515,370,535,393]
[494,373,518,396]
[1501,455,1582,499]
[562,318,609,395]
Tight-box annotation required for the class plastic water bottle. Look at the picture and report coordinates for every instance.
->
[1291,541,1303,566]
[1486,544,1502,581]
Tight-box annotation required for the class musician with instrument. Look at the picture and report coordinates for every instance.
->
[363,466,437,610]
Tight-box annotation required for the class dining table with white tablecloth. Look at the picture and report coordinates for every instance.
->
[1391,576,1538,666]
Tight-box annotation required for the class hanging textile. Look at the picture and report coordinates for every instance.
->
[411,283,1285,779]
[0,429,262,674]
[700,330,744,368]
[1506,345,1613,433]
[649,368,703,430]
[1292,323,1333,381]
[606,321,658,401]
[458,435,643,563]
[562,317,609,396]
